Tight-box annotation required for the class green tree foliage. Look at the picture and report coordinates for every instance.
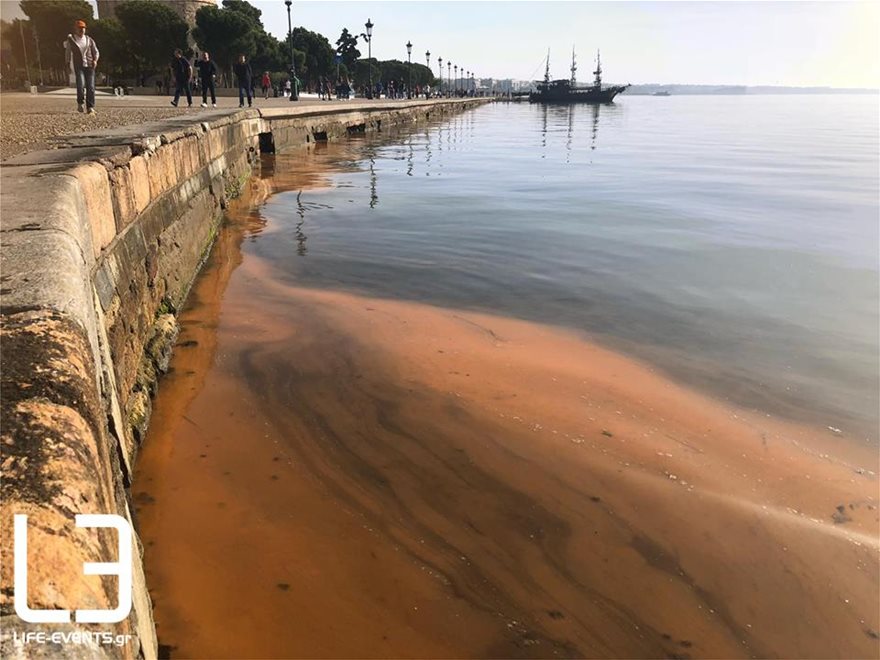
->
[378,59,409,88]
[88,18,126,83]
[221,0,262,24]
[350,59,435,92]
[250,28,287,76]
[20,0,93,83]
[193,5,257,85]
[114,0,188,79]
[289,27,333,89]
[410,63,435,87]
[335,28,359,71]
[194,0,309,87]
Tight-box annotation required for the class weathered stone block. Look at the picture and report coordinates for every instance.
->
[93,259,116,312]
[182,136,201,180]
[145,147,175,200]
[67,162,115,259]
[108,164,137,232]
[128,155,151,216]
[0,310,129,641]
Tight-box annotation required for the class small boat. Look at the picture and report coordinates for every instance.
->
[529,48,629,104]
[653,90,671,97]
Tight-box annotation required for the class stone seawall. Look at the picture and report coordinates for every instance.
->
[0,98,488,659]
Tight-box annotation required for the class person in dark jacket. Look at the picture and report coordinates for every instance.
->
[170,48,192,107]
[196,51,217,107]
[233,54,253,108]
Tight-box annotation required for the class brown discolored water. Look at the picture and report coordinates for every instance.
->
[134,124,879,659]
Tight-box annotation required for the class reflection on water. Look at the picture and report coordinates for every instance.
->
[542,102,610,163]
[294,191,307,256]
[369,151,378,208]
[253,97,879,441]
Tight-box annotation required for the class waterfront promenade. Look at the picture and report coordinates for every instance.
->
[0,92,422,160]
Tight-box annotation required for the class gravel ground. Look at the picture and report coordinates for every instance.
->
[0,107,191,160]
[0,92,326,161]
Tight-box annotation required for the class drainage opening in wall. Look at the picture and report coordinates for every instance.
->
[258,132,275,154]
[347,123,366,136]
[312,131,328,142]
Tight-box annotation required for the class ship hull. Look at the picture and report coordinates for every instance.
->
[528,85,628,104]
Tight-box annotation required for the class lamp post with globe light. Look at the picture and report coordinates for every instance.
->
[361,18,374,98]
[425,50,430,97]
[406,40,412,99]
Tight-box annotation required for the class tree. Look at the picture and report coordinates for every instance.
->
[1,19,36,85]
[290,27,333,89]
[114,1,187,81]
[350,58,436,91]
[20,0,93,83]
[250,30,287,76]
[335,28,359,72]
[221,0,262,25]
[352,58,375,89]
[89,18,127,84]
[193,5,256,86]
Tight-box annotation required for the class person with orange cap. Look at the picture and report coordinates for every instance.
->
[65,19,100,114]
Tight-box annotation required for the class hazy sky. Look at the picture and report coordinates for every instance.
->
[7,0,879,86]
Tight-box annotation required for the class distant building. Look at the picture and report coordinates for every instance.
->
[481,79,536,94]
[96,0,216,28]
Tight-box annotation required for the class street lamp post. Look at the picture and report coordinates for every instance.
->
[425,50,430,97]
[363,18,374,98]
[406,40,412,99]
[284,0,298,101]
[454,64,458,94]
[447,61,451,97]
[437,57,442,96]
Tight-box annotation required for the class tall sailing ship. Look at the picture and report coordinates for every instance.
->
[529,49,629,104]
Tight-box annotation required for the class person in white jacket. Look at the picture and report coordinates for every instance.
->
[65,19,100,114]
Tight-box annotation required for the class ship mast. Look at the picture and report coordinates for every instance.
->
[544,49,550,85]
[593,49,602,87]
[570,46,577,86]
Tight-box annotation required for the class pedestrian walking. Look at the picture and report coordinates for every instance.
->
[284,78,291,97]
[196,51,217,107]
[234,54,253,107]
[261,71,271,99]
[169,48,192,107]
[64,19,99,114]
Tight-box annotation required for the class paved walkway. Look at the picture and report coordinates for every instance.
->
[0,92,375,160]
